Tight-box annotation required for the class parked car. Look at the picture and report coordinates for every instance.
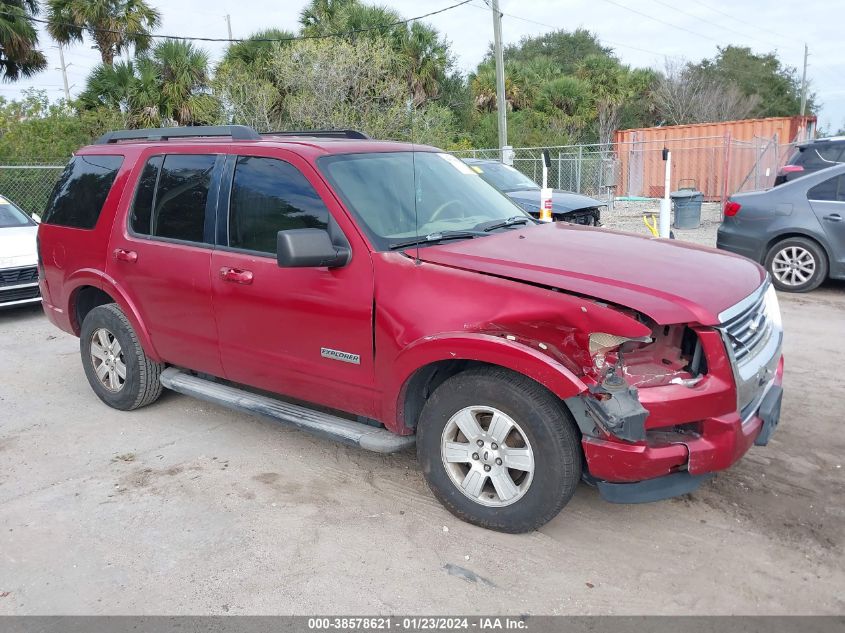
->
[774,137,845,186]
[0,195,41,308]
[718,162,845,292]
[462,158,603,225]
[39,126,783,533]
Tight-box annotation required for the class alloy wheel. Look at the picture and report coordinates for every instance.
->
[90,327,126,392]
[771,246,816,287]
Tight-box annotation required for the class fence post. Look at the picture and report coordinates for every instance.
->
[721,132,732,213]
[576,145,583,193]
[557,152,562,189]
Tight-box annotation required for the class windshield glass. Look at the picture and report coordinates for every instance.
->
[0,199,34,228]
[320,152,530,250]
[472,161,540,192]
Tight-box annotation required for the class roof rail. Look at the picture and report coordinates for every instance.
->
[94,125,261,145]
[265,129,371,140]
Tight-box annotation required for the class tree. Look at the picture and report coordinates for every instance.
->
[46,0,161,65]
[691,46,812,118]
[221,28,294,72]
[500,28,614,76]
[79,39,218,127]
[0,0,47,81]
[576,55,631,147]
[654,58,759,125]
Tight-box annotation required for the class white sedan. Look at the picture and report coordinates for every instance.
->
[0,196,41,308]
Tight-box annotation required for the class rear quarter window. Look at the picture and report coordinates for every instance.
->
[42,155,124,229]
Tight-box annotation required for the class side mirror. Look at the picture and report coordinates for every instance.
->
[277,229,350,268]
[31,213,42,224]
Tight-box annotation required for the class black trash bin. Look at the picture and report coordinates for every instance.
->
[670,182,703,229]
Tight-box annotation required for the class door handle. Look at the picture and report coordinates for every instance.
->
[823,213,842,222]
[219,267,254,285]
[113,248,138,263]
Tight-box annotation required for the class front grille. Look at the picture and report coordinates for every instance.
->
[0,285,40,304]
[0,266,38,287]
[722,288,773,363]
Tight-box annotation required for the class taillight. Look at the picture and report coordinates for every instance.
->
[779,165,804,174]
[724,201,741,217]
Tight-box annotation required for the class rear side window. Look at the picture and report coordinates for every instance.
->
[228,156,329,254]
[43,155,124,228]
[130,154,216,243]
[794,144,844,169]
[808,175,845,202]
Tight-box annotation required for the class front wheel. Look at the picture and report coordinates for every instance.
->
[417,367,582,533]
[765,237,827,292]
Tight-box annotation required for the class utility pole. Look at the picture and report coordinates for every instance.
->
[799,43,808,116]
[490,0,507,156]
[56,44,71,102]
[225,14,233,40]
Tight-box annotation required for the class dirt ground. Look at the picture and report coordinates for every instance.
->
[1,232,844,614]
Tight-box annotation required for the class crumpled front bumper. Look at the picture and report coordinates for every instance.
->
[582,355,784,487]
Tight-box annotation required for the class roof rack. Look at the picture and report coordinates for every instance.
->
[94,125,261,145]
[265,129,371,140]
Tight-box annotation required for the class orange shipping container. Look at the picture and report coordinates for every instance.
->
[613,116,817,201]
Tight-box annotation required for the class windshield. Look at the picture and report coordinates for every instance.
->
[319,152,530,250]
[0,199,34,228]
[471,161,540,192]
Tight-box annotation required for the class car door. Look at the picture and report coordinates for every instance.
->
[807,172,845,273]
[108,151,225,376]
[210,151,377,418]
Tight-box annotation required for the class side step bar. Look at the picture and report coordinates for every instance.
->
[160,368,415,453]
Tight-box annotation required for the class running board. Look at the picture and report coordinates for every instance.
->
[159,368,415,453]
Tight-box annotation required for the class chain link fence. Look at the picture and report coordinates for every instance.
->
[0,160,67,216]
[453,135,795,217]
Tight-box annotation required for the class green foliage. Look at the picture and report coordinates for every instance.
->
[692,46,812,118]
[46,0,161,65]
[79,40,219,127]
[500,29,615,76]
[0,0,47,81]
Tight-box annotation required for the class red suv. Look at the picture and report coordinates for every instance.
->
[38,126,784,533]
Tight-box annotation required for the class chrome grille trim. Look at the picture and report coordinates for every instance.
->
[717,278,783,413]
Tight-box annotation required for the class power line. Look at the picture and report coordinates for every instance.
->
[647,0,793,52]
[466,2,823,86]
[594,0,723,43]
[687,0,797,43]
[0,0,473,44]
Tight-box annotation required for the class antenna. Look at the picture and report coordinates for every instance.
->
[409,97,421,265]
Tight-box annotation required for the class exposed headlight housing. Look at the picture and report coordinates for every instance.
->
[764,284,782,330]
[588,332,652,373]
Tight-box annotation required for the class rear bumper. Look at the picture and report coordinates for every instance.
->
[716,224,765,263]
[583,355,784,488]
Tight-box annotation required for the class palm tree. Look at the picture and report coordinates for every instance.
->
[221,28,294,75]
[0,0,47,81]
[402,22,449,106]
[46,0,161,65]
[154,39,214,126]
[79,39,217,127]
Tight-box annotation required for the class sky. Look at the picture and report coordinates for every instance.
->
[9,0,845,135]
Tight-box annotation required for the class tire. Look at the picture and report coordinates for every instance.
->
[416,367,582,533]
[765,237,828,293]
[79,303,164,410]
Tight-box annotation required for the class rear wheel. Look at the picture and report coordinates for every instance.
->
[80,303,164,410]
[417,367,582,533]
[765,237,827,292]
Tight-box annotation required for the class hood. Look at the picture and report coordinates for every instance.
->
[507,188,603,213]
[0,225,38,269]
[417,223,765,325]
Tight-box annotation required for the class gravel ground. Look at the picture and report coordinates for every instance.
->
[602,200,723,247]
[1,223,844,615]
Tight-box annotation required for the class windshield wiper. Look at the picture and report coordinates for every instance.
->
[388,230,487,250]
[481,216,536,232]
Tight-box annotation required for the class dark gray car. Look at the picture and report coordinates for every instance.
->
[462,158,604,225]
[717,163,845,292]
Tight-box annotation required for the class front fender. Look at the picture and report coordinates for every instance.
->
[384,332,588,432]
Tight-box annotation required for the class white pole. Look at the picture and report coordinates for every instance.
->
[490,0,507,155]
[659,150,671,238]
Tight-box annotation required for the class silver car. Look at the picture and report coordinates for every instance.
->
[0,196,41,308]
